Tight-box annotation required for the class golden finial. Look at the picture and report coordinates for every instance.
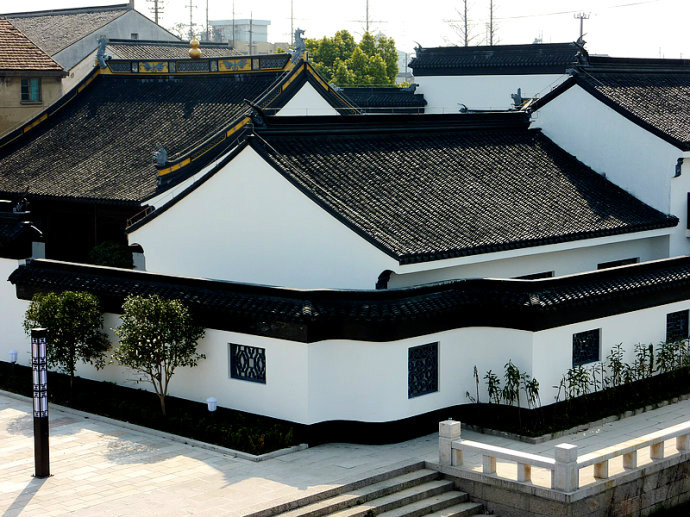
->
[189,35,201,59]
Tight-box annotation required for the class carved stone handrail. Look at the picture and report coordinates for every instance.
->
[438,419,690,493]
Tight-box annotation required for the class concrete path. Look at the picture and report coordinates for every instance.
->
[1,390,688,517]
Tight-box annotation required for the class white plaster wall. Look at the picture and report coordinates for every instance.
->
[61,50,98,92]
[129,146,398,289]
[532,299,690,405]
[274,82,340,116]
[670,153,690,255]
[533,86,678,215]
[389,236,668,287]
[416,74,567,112]
[307,328,534,423]
[0,259,30,365]
[53,10,178,71]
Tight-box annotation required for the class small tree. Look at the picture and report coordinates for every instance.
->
[113,295,205,416]
[23,291,109,397]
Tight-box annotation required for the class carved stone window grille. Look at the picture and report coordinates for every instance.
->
[229,343,266,383]
[408,343,438,398]
[177,60,210,73]
[572,329,600,366]
[666,310,689,343]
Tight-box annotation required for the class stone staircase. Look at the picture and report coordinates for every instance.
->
[255,461,487,517]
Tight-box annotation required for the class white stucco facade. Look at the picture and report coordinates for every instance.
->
[2,253,686,424]
[130,146,397,289]
[533,85,689,257]
[274,82,340,116]
[416,74,568,112]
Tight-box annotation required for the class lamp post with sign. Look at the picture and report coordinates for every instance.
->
[31,328,50,478]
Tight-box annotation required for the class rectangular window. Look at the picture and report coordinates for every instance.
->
[597,258,639,270]
[20,78,41,103]
[515,271,554,280]
[666,310,689,343]
[408,342,438,398]
[130,33,139,40]
[572,329,600,366]
[229,343,266,383]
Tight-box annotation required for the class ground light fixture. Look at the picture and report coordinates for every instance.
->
[206,397,218,412]
[9,349,17,364]
[31,328,50,478]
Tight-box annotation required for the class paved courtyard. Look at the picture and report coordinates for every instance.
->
[1,390,688,516]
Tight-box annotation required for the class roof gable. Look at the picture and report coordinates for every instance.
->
[250,115,676,263]
[0,18,64,73]
[6,4,130,56]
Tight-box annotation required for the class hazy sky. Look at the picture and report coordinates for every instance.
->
[6,0,690,57]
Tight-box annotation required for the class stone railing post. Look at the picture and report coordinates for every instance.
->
[552,443,579,492]
[439,420,462,466]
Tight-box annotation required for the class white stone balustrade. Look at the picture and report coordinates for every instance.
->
[438,419,690,493]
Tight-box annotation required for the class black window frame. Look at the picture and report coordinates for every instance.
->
[408,342,439,398]
[572,329,601,367]
[229,343,266,384]
[666,310,689,343]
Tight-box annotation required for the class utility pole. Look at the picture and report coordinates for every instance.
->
[574,12,589,43]
[146,0,164,24]
[186,0,197,39]
[231,0,235,48]
[488,0,494,46]
[249,11,253,55]
[366,0,369,32]
[290,0,294,46]
[205,0,209,42]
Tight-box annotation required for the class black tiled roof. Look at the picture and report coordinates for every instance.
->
[409,42,584,76]
[338,87,426,114]
[107,39,241,60]
[10,257,690,342]
[0,72,283,203]
[248,114,676,264]
[6,4,130,56]
[574,68,690,150]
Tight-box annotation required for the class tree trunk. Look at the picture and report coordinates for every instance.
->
[158,394,167,416]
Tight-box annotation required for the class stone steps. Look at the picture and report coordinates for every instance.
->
[267,462,487,517]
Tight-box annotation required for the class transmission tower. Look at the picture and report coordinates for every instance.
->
[146,0,164,24]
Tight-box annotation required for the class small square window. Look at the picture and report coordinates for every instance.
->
[408,343,438,398]
[130,33,139,40]
[20,78,41,103]
[572,329,600,366]
[666,310,689,343]
[229,343,266,383]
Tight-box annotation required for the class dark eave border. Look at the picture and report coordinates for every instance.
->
[9,256,690,343]
[531,74,690,152]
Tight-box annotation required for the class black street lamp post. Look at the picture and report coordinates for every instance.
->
[31,328,50,478]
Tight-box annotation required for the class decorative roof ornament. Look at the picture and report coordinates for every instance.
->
[291,28,306,63]
[189,35,202,59]
[152,145,167,167]
[511,88,523,108]
[96,36,110,68]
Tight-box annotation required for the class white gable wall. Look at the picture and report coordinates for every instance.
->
[417,74,567,112]
[533,85,689,256]
[129,146,397,289]
[275,82,340,116]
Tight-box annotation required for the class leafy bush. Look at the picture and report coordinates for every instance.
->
[87,241,133,269]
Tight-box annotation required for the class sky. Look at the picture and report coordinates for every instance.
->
[6,0,690,58]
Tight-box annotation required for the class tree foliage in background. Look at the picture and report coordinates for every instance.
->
[87,241,134,269]
[113,295,205,416]
[24,291,109,396]
[306,30,399,87]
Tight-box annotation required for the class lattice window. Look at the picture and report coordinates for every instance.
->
[572,329,600,366]
[666,310,689,343]
[229,343,266,383]
[408,343,438,398]
[108,61,131,72]
[260,56,287,69]
[177,61,210,72]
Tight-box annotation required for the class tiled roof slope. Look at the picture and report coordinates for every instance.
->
[574,68,690,150]
[0,18,64,73]
[409,42,584,76]
[251,114,675,263]
[6,4,129,55]
[10,257,690,341]
[0,73,281,203]
[338,87,426,113]
[107,39,242,60]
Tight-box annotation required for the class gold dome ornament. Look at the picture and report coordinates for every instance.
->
[189,36,202,58]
